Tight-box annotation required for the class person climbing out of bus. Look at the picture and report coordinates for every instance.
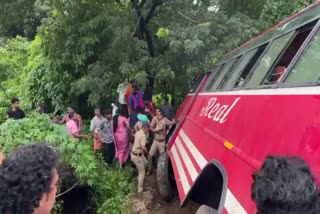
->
[0,143,59,214]
[129,84,145,113]
[148,109,168,175]
[271,66,287,83]
[6,97,26,120]
[131,122,150,193]
[66,111,89,141]
[56,104,83,132]
[90,107,104,153]
[251,155,320,214]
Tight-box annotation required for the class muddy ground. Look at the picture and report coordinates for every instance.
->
[131,173,198,214]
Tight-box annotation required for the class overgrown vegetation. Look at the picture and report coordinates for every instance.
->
[0,114,135,213]
[0,0,315,212]
[0,0,314,114]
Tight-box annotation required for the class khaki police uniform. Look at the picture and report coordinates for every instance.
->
[131,129,148,192]
[150,118,166,156]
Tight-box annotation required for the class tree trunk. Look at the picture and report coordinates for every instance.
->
[132,0,164,100]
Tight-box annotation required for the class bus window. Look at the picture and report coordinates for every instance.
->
[285,28,320,84]
[189,73,206,93]
[217,55,242,90]
[246,31,295,88]
[205,64,224,91]
[231,45,267,89]
[263,21,317,85]
[210,59,237,91]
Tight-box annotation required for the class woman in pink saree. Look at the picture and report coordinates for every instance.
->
[112,107,130,168]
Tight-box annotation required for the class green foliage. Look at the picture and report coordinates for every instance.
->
[260,0,314,27]
[157,28,170,38]
[0,36,31,124]
[0,114,135,213]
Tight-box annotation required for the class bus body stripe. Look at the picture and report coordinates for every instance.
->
[176,137,198,181]
[171,145,190,193]
[197,86,320,96]
[180,130,207,169]
[170,130,248,214]
[226,190,248,214]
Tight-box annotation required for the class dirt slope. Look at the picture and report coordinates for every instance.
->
[131,173,198,214]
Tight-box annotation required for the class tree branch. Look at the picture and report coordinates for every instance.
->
[56,182,79,198]
[164,3,199,24]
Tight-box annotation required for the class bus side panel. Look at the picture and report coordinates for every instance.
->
[169,89,320,213]
[174,95,193,122]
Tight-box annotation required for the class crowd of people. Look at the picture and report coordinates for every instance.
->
[4,79,177,194]
[2,81,320,214]
[0,143,320,214]
[86,79,177,193]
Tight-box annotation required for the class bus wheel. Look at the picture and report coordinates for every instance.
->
[195,205,217,214]
[157,151,175,201]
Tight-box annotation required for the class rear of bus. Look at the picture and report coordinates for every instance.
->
[162,2,320,214]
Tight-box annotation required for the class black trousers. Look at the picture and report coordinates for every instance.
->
[103,142,115,165]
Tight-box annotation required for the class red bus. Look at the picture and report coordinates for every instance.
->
[157,2,320,214]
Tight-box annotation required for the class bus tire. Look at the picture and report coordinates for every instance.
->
[157,151,175,201]
[195,205,217,214]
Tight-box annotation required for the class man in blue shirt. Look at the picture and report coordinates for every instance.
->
[129,84,144,111]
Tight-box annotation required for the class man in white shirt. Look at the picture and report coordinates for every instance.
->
[90,107,104,153]
[116,79,129,117]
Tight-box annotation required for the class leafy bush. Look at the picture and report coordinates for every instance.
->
[0,114,135,213]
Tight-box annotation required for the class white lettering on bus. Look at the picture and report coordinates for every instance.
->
[200,97,240,124]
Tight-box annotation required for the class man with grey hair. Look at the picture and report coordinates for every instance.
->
[131,122,150,193]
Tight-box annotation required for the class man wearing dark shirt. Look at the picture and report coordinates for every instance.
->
[6,98,25,120]
[161,97,174,121]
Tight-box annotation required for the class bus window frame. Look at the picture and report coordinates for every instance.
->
[210,59,238,91]
[228,44,268,90]
[221,3,320,64]
[277,18,320,88]
[217,55,243,90]
[202,17,320,93]
[244,31,297,89]
[260,20,318,86]
[204,64,225,92]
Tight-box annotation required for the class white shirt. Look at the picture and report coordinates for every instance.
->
[90,116,104,133]
[117,83,126,104]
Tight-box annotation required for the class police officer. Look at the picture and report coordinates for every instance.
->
[148,109,167,174]
[131,122,150,193]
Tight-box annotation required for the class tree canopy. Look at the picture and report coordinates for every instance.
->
[0,0,315,117]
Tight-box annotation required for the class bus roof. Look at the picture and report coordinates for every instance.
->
[222,1,320,63]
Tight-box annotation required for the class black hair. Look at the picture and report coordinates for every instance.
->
[105,109,112,114]
[251,156,320,214]
[164,96,169,103]
[68,104,76,111]
[129,79,136,84]
[94,106,101,111]
[158,108,165,117]
[0,143,58,214]
[113,106,127,133]
[11,97,19,104]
